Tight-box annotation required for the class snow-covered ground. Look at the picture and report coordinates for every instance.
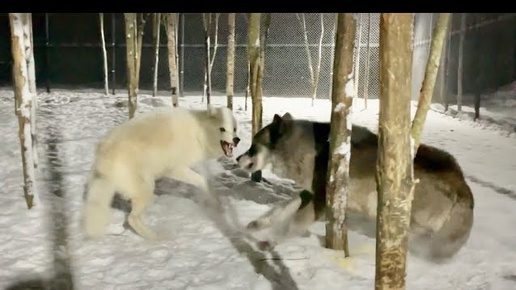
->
[438,80,516,135]
[1,88,516,290]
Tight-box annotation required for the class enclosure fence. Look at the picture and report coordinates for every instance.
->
[0,13,514,104]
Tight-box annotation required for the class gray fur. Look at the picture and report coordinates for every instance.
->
[237,113,474,263]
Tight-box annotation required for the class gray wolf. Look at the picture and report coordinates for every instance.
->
[236,113,474,262]
[82,105,240,240]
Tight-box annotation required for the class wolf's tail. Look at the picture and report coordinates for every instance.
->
[429,195,474,262]
[81,172,116,239]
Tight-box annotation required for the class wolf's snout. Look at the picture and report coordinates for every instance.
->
[233,137,241,146]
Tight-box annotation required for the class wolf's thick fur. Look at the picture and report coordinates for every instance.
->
[82,105,240,240]
[237,113,474,262]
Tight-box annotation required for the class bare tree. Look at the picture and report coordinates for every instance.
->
[100,13,109,95]
[226,13,236,110]
[165,13,179,106]
[152,13,161,97]
[9,13,38,209]
[457,13,467,113]
[202,13,220,105]
[439,15,452,111]
[363,13,372,109]
[248,13,262,135]
[27,14,38,170]
[375,13,416,290]
[411,13,451,151]
[325,13,355,258]
[297,13,325,106]
[354,14,363,100]
[124,13,149,118]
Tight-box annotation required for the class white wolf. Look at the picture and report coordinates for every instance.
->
[81,105,240,240]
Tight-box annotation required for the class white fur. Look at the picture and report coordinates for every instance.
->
[81,105,239,240]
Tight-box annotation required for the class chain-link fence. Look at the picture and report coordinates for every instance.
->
[0,13,515,106]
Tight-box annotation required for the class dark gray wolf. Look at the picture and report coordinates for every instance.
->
[236,112,474,262]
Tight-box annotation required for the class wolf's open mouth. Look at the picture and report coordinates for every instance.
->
[221,141,234,157]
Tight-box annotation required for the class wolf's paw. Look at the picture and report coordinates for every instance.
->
[257,240,276,251]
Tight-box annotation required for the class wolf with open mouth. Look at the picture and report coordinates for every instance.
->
[237,112,474,263]
[82,105,240,241]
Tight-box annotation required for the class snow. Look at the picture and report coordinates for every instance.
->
[1,87,516,290]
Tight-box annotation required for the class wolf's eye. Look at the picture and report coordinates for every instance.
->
[219,127,226,132]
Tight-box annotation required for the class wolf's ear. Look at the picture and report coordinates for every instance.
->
[271,113,291,135]
[207,104,218,117]
[272,114,283,124]
[282,112,293,121]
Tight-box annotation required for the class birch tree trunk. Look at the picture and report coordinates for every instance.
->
[226,13,236,110]
[439,15,451,110]
[152,13,161,97]
[457,13,467,113]
[325,13,355,257]
[26,14,38,171]
[354,14,363,101]
[166,13,179,106]
[364,13,372,109]
[9,13,38,209]
[411,13,451,151]
[135,14,148,88]
[202,13,212,105]
[375,13,416,290]
[297,13,325,106]
[248,13,262,136]
[100,13,109,95]
[202,13,220,105]
[312,13,324,106]
[124,13,138,118]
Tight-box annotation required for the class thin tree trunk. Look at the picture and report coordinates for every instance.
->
[245,60,250,111]
[248,13,262,136]
[26,13,38,171]
[375,13,416,290]
[135,13,149,87]
[202,13,212,104]
[209,13,220,76]
[297,14,314,99]
[364,13,372,108]
[312,13,325,106]
[354,14,363,103]
[457,13,467,113]
[201,13,220,104]
[411,13,451,151]
[9,13,38,209]
[166,13,179,106]
[439,14,451,110]
[100,13,109,96]
[226,13,236,110]
[443,15,452,112]
[325,13,355,258]
[124,13,138,118]
[474,15,482,121]
[152,13,161,97]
